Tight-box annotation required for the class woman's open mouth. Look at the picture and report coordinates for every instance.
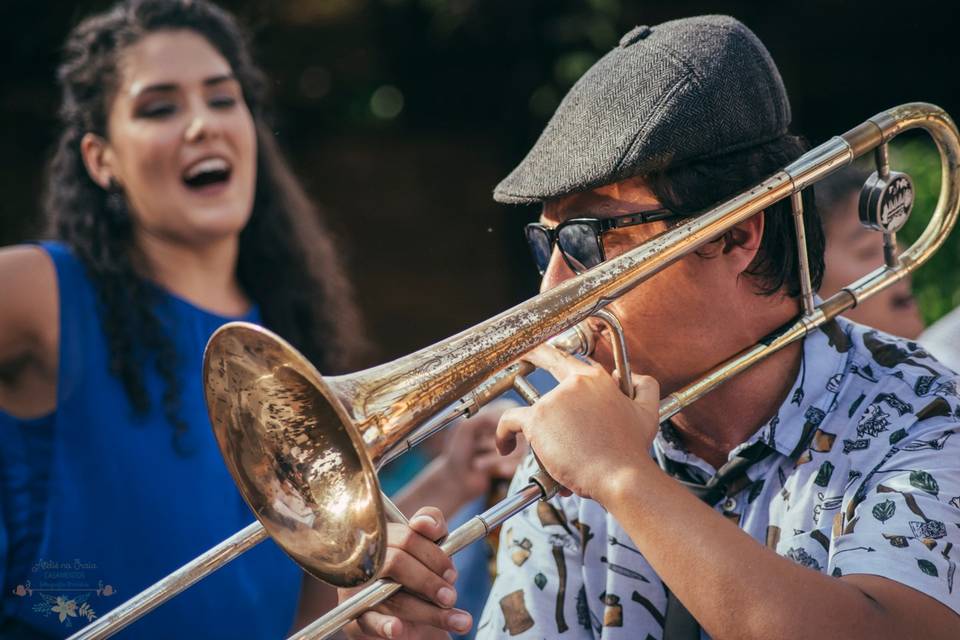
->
[182,156,232,194]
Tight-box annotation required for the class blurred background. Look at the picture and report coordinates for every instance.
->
[3,0,959,364]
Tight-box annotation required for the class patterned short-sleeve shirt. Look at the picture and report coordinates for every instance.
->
[476,318,960,639]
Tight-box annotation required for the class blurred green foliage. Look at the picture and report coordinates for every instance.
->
[893,137,960,325]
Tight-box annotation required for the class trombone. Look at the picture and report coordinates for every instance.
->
[70,102,960,640]
[68,322,596,640]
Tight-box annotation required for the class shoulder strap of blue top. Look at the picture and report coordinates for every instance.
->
[36,241,98,407]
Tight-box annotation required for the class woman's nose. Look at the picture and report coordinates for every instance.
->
[183,103,224,143]
[184,116,207,142]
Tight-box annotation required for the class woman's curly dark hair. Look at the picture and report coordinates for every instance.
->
[45,0,366,452]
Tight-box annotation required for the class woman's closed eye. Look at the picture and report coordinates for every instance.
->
[134,93,237,119]
[208,95,237,109]
[136,101,177,119]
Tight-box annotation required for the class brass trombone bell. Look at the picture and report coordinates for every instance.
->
[204,325,384,587]
[203,320,595,587]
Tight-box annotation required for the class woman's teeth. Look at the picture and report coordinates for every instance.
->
[183,158,231,188]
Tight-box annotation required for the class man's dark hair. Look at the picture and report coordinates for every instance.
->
[647,134,825,297]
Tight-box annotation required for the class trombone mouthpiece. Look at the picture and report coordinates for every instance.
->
[548,322,595,357]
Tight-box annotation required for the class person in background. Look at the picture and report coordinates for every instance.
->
[0,2,523,637]
[816,164,960,375]
[817,164,925,339]
[0,0,464,637]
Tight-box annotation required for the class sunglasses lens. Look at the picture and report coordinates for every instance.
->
[524,225,553,274]
[557,223,603,273]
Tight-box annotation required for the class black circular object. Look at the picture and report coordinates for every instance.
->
[858,170,915,233]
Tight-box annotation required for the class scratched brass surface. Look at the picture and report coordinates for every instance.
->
[203,324,384,587]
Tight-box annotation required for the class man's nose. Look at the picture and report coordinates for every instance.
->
[539,247,576,293]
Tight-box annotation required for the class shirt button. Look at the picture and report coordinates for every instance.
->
[721,497,737,512]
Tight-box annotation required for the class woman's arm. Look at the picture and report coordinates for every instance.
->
[0,245,58,418]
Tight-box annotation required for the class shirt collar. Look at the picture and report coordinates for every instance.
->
[654,316,853,471]
[754,318,852,458]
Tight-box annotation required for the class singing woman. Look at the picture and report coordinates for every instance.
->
[0,1,367,637]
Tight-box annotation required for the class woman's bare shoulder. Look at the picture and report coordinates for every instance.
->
[0,245,58,366]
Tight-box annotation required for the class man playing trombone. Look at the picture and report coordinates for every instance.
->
[343,15,960,639]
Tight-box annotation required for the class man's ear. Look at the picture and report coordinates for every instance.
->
[80,133,117,190]
[720,211,765,273]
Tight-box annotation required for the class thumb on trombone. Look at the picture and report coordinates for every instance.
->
[338,506,473,639]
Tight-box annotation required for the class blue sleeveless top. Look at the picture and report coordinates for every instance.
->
[0,242,302,638]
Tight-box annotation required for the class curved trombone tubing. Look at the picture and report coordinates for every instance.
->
[291,103,960,639]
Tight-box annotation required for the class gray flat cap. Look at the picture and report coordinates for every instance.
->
[494,15,791,204]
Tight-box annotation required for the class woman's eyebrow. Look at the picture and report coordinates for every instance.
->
[130,74,235,97]
[204,73,236,87]
[131,81,178,97]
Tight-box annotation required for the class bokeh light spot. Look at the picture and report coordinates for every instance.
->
[370,85,404,119]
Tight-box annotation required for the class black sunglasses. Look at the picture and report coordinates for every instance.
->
[524,209,679,275]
